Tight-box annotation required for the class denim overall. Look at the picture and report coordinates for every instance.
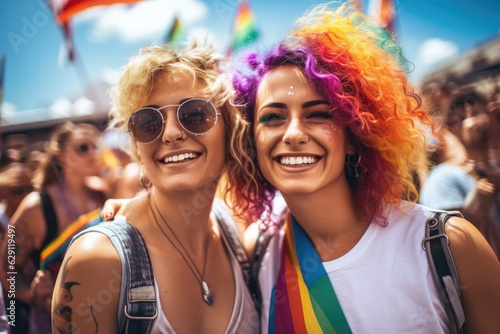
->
[72,219,157,333]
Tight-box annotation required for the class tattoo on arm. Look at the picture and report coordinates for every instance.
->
[53,257,81,334]
[91,305,98,334]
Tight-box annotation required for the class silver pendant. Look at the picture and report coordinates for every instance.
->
[202,280,213,305]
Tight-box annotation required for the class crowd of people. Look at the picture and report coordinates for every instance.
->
[1,2,499,333]
[0,122,142,334]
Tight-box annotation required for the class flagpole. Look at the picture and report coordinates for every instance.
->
[71,47,105,114]
[0,54,6,152]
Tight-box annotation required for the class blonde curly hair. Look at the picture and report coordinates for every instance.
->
[109,41,256,221]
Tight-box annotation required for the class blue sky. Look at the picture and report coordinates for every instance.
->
[1,0,499,125]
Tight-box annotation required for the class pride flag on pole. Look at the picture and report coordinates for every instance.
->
[227,1,259,54]
[40,209,102,270]
[47,0,143,62]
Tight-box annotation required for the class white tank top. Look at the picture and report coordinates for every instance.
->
[259,202,449,333]
[150,220,260,333]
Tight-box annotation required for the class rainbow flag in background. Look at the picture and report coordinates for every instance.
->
[227,1,260,54]
[40,209,102,270]
[165,16,185,44]
[48,0,143,25]
[47,0,144,61]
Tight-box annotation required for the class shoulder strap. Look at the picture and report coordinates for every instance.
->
[72,220,157,333]
[249,210,287,315]
[40,191,58,249]
[33,191,59,268]
[210,201,256,298]
[422,210,465,334]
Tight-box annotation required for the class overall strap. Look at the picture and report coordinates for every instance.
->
[422,210,465,334]
[74,220,157,333]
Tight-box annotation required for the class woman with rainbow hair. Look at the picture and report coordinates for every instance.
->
[230,3,500,333]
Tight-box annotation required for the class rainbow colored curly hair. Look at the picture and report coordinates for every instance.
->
[230,3,435,224]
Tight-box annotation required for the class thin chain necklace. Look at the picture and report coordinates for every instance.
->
[147,193,214,305]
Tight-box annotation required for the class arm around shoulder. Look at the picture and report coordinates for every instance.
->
[51,232,122,334]
[446,216,500,334]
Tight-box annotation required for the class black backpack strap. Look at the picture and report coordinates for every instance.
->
[249,209,287,315]
[40,191,58,248]
[72,220,157,333]
[32,191,59,269]
[422,210,465,334]
[248,224,277,314]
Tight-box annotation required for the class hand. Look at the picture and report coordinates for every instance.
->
[101,198,131,221]
[30,270,54,312]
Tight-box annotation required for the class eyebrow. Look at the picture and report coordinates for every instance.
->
[259,99,330,112]
[143,98,200,109]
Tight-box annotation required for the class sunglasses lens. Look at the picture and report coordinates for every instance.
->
[179,100,217,134]
[129,108,164,143]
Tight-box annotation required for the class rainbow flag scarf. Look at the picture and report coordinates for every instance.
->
[40,209,102,270]
[268,215,352,334]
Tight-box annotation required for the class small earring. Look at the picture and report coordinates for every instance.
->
[140,165,152,188]
[346,154,361,179]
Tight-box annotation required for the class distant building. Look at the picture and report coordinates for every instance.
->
[418,34,500,120]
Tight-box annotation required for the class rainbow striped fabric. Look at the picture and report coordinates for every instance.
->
[268,215,352,334]
[40,209,102,270]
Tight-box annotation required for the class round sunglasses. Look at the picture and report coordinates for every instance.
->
[127,98,221,143]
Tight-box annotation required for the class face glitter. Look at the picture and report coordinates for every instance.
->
[287,86,295,96]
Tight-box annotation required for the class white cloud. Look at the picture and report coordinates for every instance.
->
[418,38,459,66]
[100,68,122,86]
[49,97,73,118]
[1,101,17,116]
[73,96,96,116]
[75,0,208,43]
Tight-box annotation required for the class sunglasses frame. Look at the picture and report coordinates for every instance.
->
[127,98,222,144]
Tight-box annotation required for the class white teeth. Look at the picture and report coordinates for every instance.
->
[280,156,317,165]
[164,153,199,163]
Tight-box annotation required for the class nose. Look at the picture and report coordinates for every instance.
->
[283,118,308,145]
[161,109,185,143]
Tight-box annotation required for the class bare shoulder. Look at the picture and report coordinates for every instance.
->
[52,231,122,334]
[445,216,500,333]
[445,216,499,264]
[10,191,43,224]
[6,191,45,254]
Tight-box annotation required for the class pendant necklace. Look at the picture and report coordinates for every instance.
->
[147,193,214,305]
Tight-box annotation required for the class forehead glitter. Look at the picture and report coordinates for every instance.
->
[287,86,294,96]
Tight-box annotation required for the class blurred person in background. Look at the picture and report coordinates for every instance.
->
[0,122,106,334]
[420,92,500,259]
[0,162,34,239]
[487,90,500,167]
[0,162,34,334]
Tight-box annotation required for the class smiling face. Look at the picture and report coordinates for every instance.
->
[254,65,354,196]
[136,71,226,194]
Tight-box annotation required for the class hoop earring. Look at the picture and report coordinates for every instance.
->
[346,154,361,179]
[140,165,152,188]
